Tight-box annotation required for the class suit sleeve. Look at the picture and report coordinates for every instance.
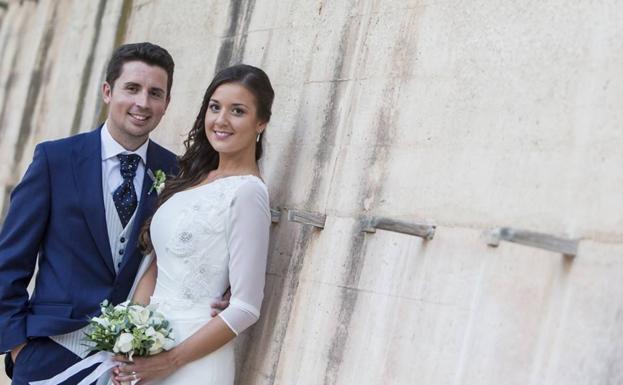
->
[217,180,270,335]
[0,144,51,352]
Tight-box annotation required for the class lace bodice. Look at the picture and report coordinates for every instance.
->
[150,175,270,334]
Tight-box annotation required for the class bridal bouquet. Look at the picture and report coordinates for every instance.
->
[86,300,175,359]
[31,300,175,385]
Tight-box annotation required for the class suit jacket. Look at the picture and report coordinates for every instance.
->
[0,127,178,352]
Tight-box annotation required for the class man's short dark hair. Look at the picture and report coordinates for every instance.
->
[105,42,175,97]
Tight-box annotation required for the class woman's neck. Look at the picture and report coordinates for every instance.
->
[210,152,259,179]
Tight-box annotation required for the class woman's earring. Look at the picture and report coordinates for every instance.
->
[256,133,261,142]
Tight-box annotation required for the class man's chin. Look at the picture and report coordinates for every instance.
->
[125,123,157,137]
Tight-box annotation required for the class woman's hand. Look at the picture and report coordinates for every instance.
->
[112,350,181,385]
[10,342,26,363]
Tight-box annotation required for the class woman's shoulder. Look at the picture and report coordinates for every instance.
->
[228,175,269,209]
[231,175,268,198]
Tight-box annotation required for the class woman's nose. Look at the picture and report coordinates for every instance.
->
[215,110,227,125]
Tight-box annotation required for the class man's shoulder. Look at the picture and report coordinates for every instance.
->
[37,129,97,153]
[148,140,177,163]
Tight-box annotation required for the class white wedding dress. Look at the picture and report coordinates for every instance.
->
[147,175,270,385]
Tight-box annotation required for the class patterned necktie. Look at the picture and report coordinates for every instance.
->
[113,154,141,227]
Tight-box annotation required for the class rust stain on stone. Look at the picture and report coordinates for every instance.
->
[0,184,14,224]
[236,6,360,384]
[0,50,21,139]
[237,220,323,384]
[215,0,256,72]
[269,2,356,208]
[323,227,367,385]
[95,0,133,127]
[321,6,421,385]
[0,2,31,139]
[305,19,354,209]
[13,1,58,168]
[70,0,107,135]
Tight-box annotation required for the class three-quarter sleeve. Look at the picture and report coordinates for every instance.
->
[217,179,270,335]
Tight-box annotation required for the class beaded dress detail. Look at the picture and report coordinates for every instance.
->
[148,175,270,385]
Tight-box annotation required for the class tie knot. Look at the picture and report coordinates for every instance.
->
[117,154,141,179]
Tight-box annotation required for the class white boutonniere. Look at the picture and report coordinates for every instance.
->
[147,169,166,195]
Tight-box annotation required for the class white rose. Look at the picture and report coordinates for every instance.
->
[149,312,165,326]
[115,301,130,311]
[148,331,166,355]
[155,182,165,195]
[128,305,150,326]
[91,317,110,328]
[113,333,134,354]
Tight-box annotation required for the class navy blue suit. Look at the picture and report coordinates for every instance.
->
[0,127,177,383]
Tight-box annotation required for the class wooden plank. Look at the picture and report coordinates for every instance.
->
[270,208,281,223]
[287,209,326,229]
[486,227,579,256]
[363,217,436,240]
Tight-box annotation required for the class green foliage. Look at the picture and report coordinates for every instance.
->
[84,300,175,359]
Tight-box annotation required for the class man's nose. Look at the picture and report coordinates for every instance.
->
[134,90,149,108]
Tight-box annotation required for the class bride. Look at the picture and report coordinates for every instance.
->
[112,64,274,385]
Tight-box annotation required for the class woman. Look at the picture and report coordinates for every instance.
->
[113,64,274,385]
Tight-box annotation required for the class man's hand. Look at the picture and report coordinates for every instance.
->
[210,288,231,317]
[10,343,26,363]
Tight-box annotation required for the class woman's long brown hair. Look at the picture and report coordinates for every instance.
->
[139,64,274,253]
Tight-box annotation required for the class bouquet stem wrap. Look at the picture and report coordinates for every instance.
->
[29,351,117,385]
[30,297,173,385]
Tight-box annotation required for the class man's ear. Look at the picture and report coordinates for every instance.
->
[102,82,112,104]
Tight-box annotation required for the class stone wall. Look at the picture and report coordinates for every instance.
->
[0,1,622,384]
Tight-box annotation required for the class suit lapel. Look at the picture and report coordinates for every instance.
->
[73,128,116,275]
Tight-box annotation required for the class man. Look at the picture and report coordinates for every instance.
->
[0,42,225,385]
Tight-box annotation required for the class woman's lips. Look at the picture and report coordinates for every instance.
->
[213,130,233,139]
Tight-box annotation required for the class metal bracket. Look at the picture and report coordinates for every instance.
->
[287,209,326,229]
[270,209,281,223]
[486,227,579,256]
[363,217,435,240]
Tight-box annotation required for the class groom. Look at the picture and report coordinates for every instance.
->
[0,42,225,385]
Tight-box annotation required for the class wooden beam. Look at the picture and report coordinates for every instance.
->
[486,227,579,256]
[287,209,326,229]
[363,217,435,240]
[270,208,281,223]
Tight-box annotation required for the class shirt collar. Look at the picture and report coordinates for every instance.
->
[101,121,149,164]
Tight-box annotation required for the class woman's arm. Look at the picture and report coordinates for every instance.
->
[114,180,270,384]
[132,257,157,306]
[114,317,236,384]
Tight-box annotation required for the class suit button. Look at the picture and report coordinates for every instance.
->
[117,262,122,268]
[120,237,126,243]
[119,249,124,255]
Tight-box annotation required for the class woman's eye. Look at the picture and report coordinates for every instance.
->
[232,108,244,115]
[209,104,220,112]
